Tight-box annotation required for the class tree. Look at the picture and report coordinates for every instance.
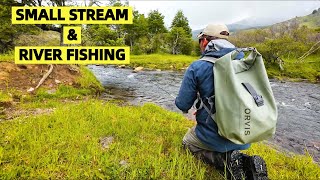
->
[167,27,193,55]
[312,9,318,14]
[10,0,74,45]
[123,10,148,50]
[108,0,128,41]
[147,10,167,35]
[0,0,38,53]
[167,10,193,55]
[171,10,192,37]
[83,24,123,46]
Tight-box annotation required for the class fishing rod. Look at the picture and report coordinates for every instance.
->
[148,78,176,99]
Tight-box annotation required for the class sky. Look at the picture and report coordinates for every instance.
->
[128,1,320,30]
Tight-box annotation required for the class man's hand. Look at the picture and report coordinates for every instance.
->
[193,110,197,115]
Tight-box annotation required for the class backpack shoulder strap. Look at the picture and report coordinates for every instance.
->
[199,56,219,64]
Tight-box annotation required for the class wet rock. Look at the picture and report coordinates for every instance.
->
[127,74,135,79]
[99,136,114,149]
[133,67,143,73]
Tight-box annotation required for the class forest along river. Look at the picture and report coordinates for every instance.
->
[89,65,320,162]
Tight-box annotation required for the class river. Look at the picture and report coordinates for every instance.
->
[89,65,320,163]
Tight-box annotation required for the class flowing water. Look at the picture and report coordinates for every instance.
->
[89,65,320,162]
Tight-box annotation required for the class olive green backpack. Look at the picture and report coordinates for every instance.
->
[199,48,278,144]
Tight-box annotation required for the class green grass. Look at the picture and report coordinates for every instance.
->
[265,55,320,82]
[35,85,92,100]
[244,143,320,179]
[0,91,12,104]
[0,101,220,179]
[77,65,104,93]
[0,100,319,179]
[130,54,197,70]
[0,52,14,62]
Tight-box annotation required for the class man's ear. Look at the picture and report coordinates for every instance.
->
[202,38,209,48]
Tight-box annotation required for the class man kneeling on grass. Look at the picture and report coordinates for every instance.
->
[175,24,268,180]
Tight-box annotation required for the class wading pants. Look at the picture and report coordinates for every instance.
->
[182,126,228,171]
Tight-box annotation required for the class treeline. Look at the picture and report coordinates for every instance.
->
[0,0,196,55]
[83,8,195,55]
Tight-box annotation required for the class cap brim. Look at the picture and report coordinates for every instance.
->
[197,32,204,39]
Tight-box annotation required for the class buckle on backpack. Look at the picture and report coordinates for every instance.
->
[253,95,264,107]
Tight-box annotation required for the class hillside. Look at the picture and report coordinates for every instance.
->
[274,9,320,29]
[192,8,320,39]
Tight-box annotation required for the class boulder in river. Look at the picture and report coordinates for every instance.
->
[133,67,144,73]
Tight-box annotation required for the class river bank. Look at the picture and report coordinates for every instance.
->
[0,61,319,179]
[130,53,320,83]
[89,65,320,163]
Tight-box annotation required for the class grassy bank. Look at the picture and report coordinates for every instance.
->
[131,54,196,70]
[0,100,319,179]
[130,54,319,82]
[266,55,320,82]
[0,53,103,104]
[34,65,104,100]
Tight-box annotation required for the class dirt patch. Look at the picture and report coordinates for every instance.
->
[1,106,55,121]
[0,62,81,94]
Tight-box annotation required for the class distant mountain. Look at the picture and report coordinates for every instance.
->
[192,17,283,39]
[192,10,320,39]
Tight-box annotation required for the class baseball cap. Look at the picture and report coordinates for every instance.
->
[197,24,230,39]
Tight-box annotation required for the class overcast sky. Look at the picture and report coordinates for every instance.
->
[128,1,320,30]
